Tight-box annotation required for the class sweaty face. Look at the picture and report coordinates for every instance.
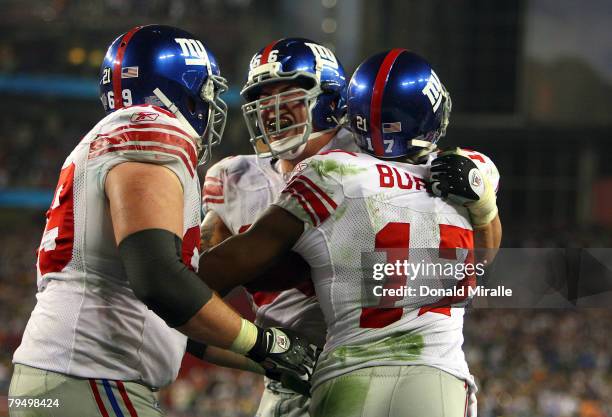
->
[257,82,308,143]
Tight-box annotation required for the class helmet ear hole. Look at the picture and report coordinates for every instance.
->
[186,95,196,114]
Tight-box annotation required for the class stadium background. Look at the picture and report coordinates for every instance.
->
[0,0,610,416]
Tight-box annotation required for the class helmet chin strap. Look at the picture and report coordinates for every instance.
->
[153,88,202,148]
[276,127,336,161]
[405,141,438,164]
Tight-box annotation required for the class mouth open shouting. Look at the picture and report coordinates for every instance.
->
[263,110,299,140]
[242,81,313,158]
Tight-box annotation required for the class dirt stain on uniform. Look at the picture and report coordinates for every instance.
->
[310,159,366,179]
[332,332,425,363]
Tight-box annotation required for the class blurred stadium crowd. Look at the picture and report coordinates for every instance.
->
[466,310,611,417]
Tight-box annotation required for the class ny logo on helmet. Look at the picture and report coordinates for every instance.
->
[421,70,443,112]
[305,43,338,70]
[175,38,210,66]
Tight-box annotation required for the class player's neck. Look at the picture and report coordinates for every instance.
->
[278,129,338,173]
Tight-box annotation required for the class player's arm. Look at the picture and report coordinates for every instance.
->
[106,162,242,347]
[201,153,347,291]
[187,338,310,396]
[198,210,234,296]
[106,162,313,376]
[186,339,264,374]
[186,320,311,396]
[199,209,310,294]
[200,210,233,251]
[185,211,237,364]
[474,213,501,264]
[193,209,311,374]
[428,148,502,261]
[203,346,266,373]
[199,205,305,291]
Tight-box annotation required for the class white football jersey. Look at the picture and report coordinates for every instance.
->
[274,148,499,391]
[202,129,359,347]
[13,105,202,389]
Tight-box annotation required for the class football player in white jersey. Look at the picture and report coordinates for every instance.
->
[9,25,314,417]
[200,38,359,417]
[197,49,501,417]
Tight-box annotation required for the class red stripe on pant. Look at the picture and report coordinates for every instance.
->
[116,380,139,417]
[463,381,469,417]
[89,379,111,417]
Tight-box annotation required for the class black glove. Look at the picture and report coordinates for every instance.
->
[247,327,316,379]
[263,345,321,397]
[429,148,498,226]
[264,368,312,397]
[429,149,482,203]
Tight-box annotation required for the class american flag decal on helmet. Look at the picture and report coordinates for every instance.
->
[382,122,402,133]
[121,66,139,78]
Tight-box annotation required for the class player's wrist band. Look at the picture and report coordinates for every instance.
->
[186,339,208,359]
[470,204,498,228]
[230,318,260,355]
[467,178,498,227]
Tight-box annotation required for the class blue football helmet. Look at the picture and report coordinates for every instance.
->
[347,49,451,159]
[99,24,228,164]
[241,38,347,159]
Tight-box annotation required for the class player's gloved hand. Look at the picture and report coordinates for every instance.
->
[263,345,320,397]
[265,367,312,397]
[429,147,498,227]
[246,327,316,380]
